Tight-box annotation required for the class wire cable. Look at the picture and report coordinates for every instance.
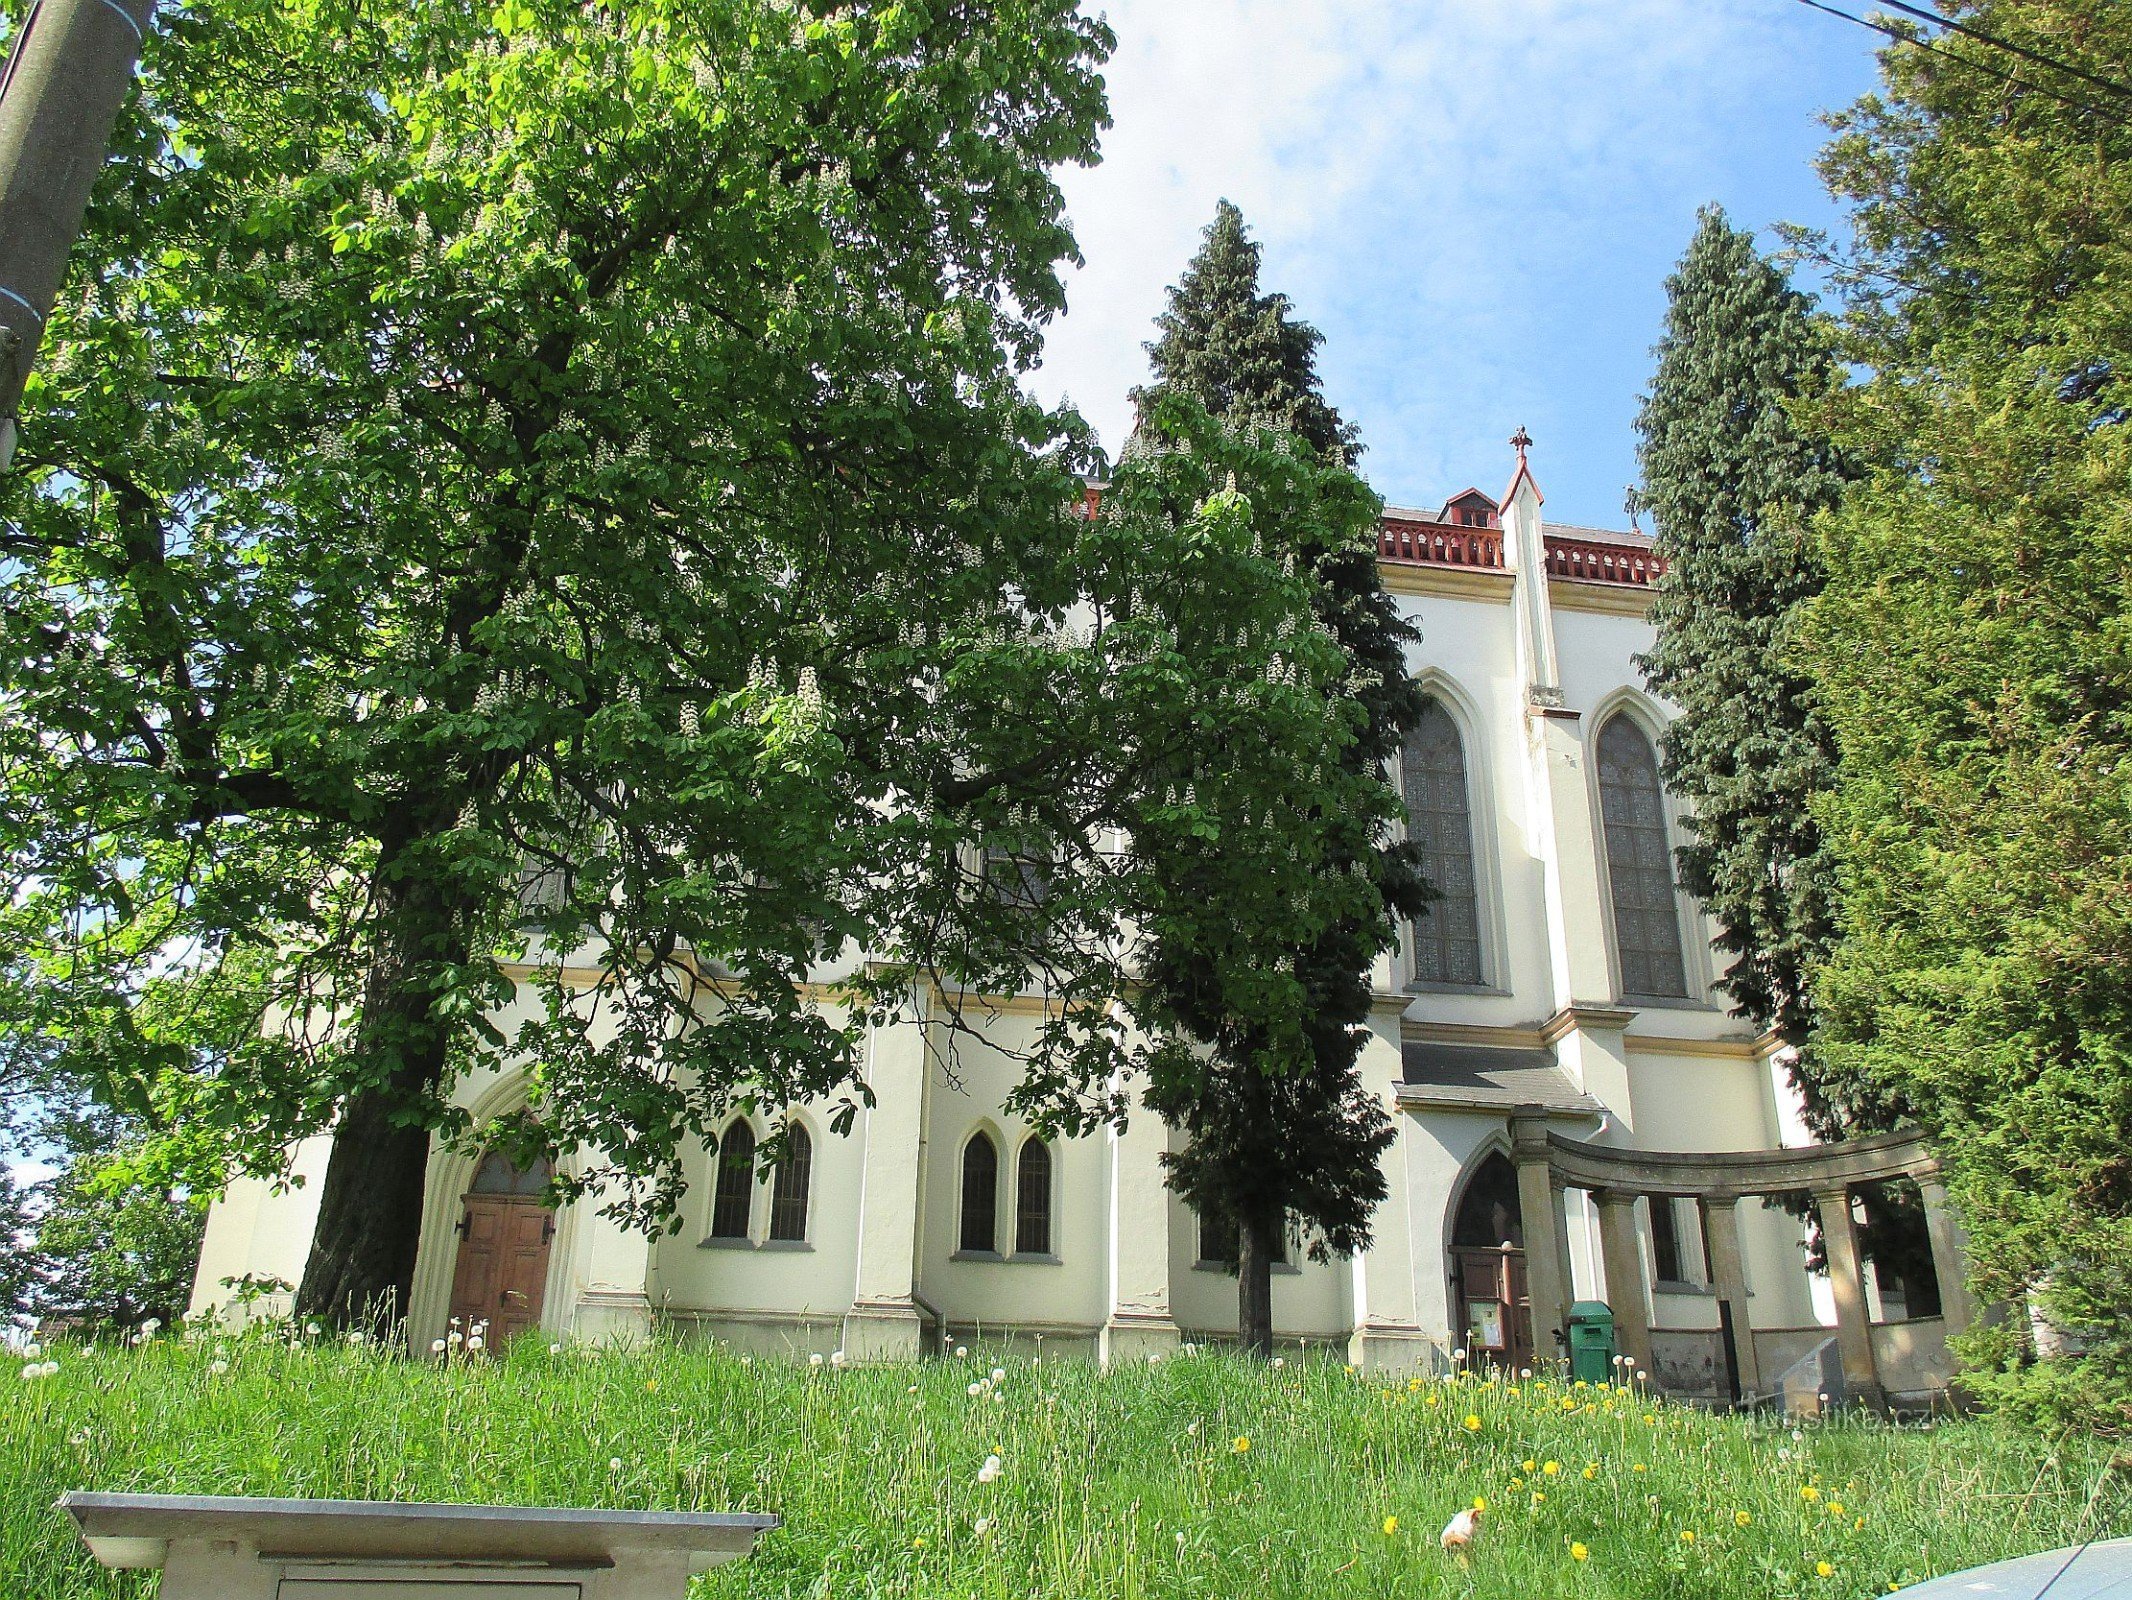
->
[1867,0,2132,104]
[1790,0,2132,126]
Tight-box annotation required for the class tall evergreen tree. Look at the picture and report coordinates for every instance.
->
[1633,207,1876,1125]
[1797,0,2132,1427]
[1132,201,1427,1356]
[1635,210,1938,1302]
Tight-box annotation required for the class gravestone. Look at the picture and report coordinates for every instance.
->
[60,1491,777,1599]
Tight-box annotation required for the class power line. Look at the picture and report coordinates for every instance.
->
[1868,0,2132,105]
[1790,0,2132,126]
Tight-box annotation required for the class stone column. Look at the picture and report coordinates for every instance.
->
[1701,1193,1761,1399]
[1510,1112,1568,1367]
[1592,1187,1652,1371]
[1551,1178,1577,1312]
[1916,1170,1975,1341]
[1814,1184,1886,1412]
[1100,1091,1180,1366]
[842,992,930,1360]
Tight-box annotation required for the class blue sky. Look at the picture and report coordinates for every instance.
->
[1028,1,1885,530]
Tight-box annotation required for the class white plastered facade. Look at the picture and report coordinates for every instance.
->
[191,459,1843,1385]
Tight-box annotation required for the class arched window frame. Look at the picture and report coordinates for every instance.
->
[957,1128,1002,1257]
[706,1117,758,1243]
[765,1118,815,1247]
[1012,1136,1055,1259]
[1587,696,1705,1005]
[1400,675,1505,993]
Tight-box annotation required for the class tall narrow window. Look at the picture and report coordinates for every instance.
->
[984,838,1051,908]
[1014,1139,1053,1256]
[768,1123,812,1243]
[1648,1194,1685,1284]
[1197,1205,1237,1267]
[1196,1206,1288,1266]
[709,1120,755,1240]
[1597,714,1688,998]
[960,1132,999,1253]
[1402,700,1485,986]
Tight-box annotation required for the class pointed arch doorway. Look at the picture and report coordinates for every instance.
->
[1449,1150,1536,1373]
[447,1151,555,1344]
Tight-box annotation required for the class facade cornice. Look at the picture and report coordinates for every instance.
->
[1538,1005,1637,1045]
[1399,1018,1550,1051]
[1376,561,1516,602]
[1549,579,1655,619]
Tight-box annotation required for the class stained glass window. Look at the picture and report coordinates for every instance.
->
[960,1132,999,1253]
[709,1120,755,1240]
[1597,715,1688,998]
[1402,700,1485,985]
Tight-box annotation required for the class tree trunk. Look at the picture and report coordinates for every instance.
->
[1237,1214,1276,1359]
[295,832,468,1332]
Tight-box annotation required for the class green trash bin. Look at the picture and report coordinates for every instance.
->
[1567,1300,1616,1384]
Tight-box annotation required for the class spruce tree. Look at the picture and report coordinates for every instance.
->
[1633,209,1888,1115]
[1636,208,1936,1300]
[1133,202,1427,1356]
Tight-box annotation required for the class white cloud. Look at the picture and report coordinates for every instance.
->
[1030,0,1877,521]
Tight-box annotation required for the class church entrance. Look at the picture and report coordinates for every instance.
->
[1449,1151,1536,1373]
[448,1151,555,1345]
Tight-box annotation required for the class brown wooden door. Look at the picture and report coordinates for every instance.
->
[448,1195,553,1344]
[1456,1245,1536,1373]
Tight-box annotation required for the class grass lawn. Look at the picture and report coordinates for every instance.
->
[1,1333,2123,1598]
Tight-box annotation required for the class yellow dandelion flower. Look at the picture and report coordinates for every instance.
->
[912,1536,927,1550]
[1543,1460,1561,1476]
[1523,1459,1537,1473]
[1463,1414,1482,1431]
[1680,1529,1697,1545]
[1735,1511,1752,1527]
[1232,1436,1250,1454]
[645,1379,658,1392]
[1817,1561,1835,1579]
[1345,1364,1356,1376]
[1633,1463,1648,1473]
[1561,1396,1578,1410]
[1855,1517,1866,1533]
[1382,1515,1399,1537]
[1426,1392,1440,1407]
[1801,1486,1821,1502]
[1472,1496,1487,1512]
[1581,1465,1598,1480]
[1571,1542,1590,1562]
[1643,1413,1657,1425]
[1829,1502,1846,1517]
[1531,1492,1546,1506]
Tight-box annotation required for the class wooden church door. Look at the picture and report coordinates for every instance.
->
[448,1151,555,1344]
[1449,1151,1535,1372]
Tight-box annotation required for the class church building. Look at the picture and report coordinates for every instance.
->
[189,439,1962,1406]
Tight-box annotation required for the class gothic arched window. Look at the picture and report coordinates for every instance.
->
[1402,699,1485,986]
[768,1123,812,1243]
[1014,1139,1053,1256]
[1597,714,1688,998]
[709,1120,756,1240]
[960,1132,999,1253]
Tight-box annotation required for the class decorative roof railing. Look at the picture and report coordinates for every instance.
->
[1376,518,1664,588]
[1378,520,1503,568]
[1541,535,1662,587]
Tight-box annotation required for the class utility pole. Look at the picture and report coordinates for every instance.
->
[0,0,157,470]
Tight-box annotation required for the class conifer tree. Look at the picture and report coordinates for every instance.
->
[1133,202,1427,1356]
[1635,206,1849,1064]
[1636,210,1936,1303]
[1798,0,2132,1425]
